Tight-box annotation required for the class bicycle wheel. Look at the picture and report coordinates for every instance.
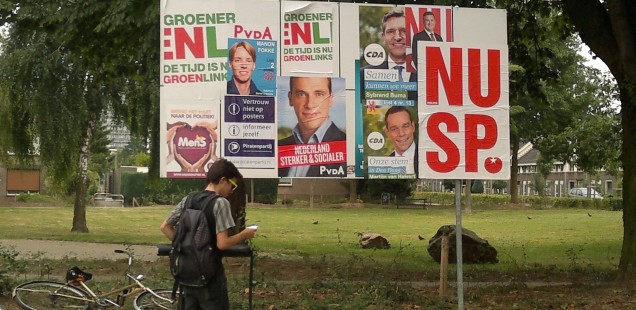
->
[134,289,179,310]
[12,281,90,310]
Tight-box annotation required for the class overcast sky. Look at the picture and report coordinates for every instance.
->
[580,42,610,73]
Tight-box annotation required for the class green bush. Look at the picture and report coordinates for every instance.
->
[471,180,484,193]
[411,191,622,210]
[120,173,203,205]
[552,197,618,210]
[121,172,148,204]
[357,179,416,203]
[413,192,509,207]
[605,197,623,211]
[15,193,58,203]
[0,245,22,294]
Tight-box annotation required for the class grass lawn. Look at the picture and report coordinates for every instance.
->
[0,204,623,269]
[0,204,628,309]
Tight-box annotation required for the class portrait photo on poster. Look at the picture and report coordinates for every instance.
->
[277,76,347,178]
[364,103,418,179]
[406,5,454,72]
[227,38,277,97]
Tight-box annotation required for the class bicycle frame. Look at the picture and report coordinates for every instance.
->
[77,274,143,306]
[18,249,175,309]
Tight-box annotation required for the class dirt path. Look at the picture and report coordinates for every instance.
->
[0,239,161,262]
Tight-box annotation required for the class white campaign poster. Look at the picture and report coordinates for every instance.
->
[165,104,221,178]
[280,1,338,76]
[222,95,278,178]
[417,42,510,180]
[160,0,279,177]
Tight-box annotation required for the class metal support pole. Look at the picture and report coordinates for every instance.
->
[249,252,254,309]
[455,179,464,309]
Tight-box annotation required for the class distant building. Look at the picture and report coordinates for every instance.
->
[415,142,620,196]
[515,143,619,197]
[103,112,131,150]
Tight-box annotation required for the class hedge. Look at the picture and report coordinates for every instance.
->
[120,173,279,205]
[413,192,622,210]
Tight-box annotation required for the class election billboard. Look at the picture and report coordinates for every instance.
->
[160,0,509,181]
[160,0,279,177]
[417,42,510,180]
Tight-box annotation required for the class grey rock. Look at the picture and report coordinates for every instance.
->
[359,233,390,249]
[427,225,498,264]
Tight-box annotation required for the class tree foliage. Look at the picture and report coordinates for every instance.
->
[471,180,484,194]
[491,180,507,193]
[0,1,159,232]
[357,179,416,201]
[442,179,455,191]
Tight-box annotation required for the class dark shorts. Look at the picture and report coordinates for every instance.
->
[181,265,229,310]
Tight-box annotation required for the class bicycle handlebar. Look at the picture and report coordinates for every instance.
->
[157,244,171,257]
[114,249,133,268]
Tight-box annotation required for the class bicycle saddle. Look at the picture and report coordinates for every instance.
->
[66,266,93,284]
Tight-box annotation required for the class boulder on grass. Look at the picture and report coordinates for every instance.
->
[427,225,498,264]
[359,233,390,249]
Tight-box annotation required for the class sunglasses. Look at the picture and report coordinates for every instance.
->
[228,178,238,191]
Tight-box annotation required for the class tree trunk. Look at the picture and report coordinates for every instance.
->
[464,180,472,214]
[617,85,636,279]
[71,118,94,233]
[510,134,520,203]
[560,0,636,281]
[349,179,357,203]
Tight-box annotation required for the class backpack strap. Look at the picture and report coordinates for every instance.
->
[186,190,219,243]
[171,278,179,302]
[183,193,194,210]
[199,192,219,237]
[199,192,221,264]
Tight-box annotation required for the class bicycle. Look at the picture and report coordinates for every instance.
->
[12,248,179,310]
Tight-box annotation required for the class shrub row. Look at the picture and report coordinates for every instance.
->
[413,192,622,210]
[120,173,278,205]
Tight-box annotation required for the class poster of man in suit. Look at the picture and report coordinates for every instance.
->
[359,5,417,179]
[277,76,347,178]
[407,5,454,71]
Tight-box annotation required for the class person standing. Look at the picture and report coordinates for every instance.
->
[160,158,256,309]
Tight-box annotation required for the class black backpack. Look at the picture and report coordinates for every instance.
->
[169,191,220,287]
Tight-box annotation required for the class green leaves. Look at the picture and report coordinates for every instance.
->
[0,1,160,230]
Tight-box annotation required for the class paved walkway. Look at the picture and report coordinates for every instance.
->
[0,239,162,262]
